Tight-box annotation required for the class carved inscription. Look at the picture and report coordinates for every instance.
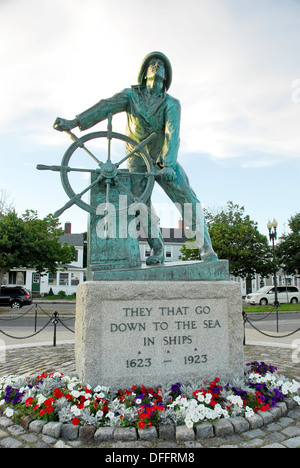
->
[108,302,223,371]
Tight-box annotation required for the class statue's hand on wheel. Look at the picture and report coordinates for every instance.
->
[53,117,78,132]
[157,167,176,183]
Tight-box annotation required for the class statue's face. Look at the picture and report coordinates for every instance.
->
[146,58,166,82]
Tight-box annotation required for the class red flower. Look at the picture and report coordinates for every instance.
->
[260,405,267,412]
[46,406,54,413]
[72,417,80,426]
[44,398,55,407]
[39,408,46,416]
[53,388,63,399]
[138,421,146,429]
[25,397,34,407]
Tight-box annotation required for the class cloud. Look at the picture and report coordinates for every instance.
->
[1,0,300,170]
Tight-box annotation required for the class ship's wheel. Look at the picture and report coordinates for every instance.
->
[37,114,156,217]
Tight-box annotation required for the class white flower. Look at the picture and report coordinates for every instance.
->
[70,405,81,416]
[135,399,142,405]
[293,395,300,406]
[185,417,193,429]
[245,406,255,418]
[227,395,244,408]
[70,390,81,399]
[37,395,46,406]
[4,407,14,418]
[94,385,109,393]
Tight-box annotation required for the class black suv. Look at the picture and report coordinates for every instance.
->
[0,286,32,309]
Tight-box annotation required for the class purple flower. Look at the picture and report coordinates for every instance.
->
[171,383,182,395]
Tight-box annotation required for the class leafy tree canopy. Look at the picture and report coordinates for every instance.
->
[180,201,274,279]
[276,213,300,275]
[0,210,76,284]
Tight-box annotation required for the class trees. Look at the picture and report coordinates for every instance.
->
[180,202,274,279]
[0,210,76,285]
[276,213,300,275]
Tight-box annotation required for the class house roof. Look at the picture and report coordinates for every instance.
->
[60,233,84,247]
[138,228,189,244]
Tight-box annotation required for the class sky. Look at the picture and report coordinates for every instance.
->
[0,0,299,239]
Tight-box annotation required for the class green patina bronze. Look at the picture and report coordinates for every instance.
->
[38,51,227,280]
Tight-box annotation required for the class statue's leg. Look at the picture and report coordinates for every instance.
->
[158,164,218,262]
[146,203,165,265]
[129,164,165,265]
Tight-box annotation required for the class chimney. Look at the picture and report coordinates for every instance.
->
[178,218,184,230]
[64,222,71,234]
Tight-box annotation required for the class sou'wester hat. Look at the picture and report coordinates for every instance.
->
[137,51,172,91]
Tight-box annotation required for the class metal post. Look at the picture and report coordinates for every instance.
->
[242,310,246,346]
[268,219,279,333]
[52,311,59,347]
[34,303,38,332]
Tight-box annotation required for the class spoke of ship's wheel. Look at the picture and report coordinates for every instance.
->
[37,164,98,173]
[117,170,155,177]
[107,113,113,163]
[114,178,140,203]
[66,131,103,167]
[115,133,156,168]
[53,175,103,217]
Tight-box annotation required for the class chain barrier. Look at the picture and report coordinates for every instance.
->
[243,308,300,344]
[0,305,74,347]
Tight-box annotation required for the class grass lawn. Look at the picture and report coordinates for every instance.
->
[42,294,76,300]
[243,303,300,313]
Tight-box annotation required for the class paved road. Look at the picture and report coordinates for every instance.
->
[0,307,75,347]
[244,312,300,333]
[0,301,76,314]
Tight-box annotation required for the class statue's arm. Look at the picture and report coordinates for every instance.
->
[53,89,130,132]
[159,98,181,170]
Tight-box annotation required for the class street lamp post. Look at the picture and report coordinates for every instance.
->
[267,219,279,332]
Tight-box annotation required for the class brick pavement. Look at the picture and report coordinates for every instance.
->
[0,343,300,448]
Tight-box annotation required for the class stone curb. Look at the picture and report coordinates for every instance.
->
[1,396,298,446]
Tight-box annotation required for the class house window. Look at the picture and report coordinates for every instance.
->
[48,273,57,285]
[59,273,69,286]
[144,246,151,257]
[9,271,26,285]
[165,246,172,258]
[71,272,80,286]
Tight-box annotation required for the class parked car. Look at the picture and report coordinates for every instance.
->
[246,286,300,306]
[0,286,32,309]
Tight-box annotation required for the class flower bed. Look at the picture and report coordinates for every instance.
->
[0,362,299,431]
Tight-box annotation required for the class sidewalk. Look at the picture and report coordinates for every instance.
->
[245,328,300,349]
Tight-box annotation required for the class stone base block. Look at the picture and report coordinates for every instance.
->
[75,280,244,389]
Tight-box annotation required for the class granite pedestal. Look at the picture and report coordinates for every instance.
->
[75,280,244,389]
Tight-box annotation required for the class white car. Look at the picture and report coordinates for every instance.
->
[246,286,300,306]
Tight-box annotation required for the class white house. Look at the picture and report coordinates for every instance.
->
[138,221,300,297]
[2,223,85,296]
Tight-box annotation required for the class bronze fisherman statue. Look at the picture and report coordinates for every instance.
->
[54,51,217,265]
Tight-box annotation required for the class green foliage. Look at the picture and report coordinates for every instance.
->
[0,210,76,283]
[180,202,274,279]
[276,213,300,275]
